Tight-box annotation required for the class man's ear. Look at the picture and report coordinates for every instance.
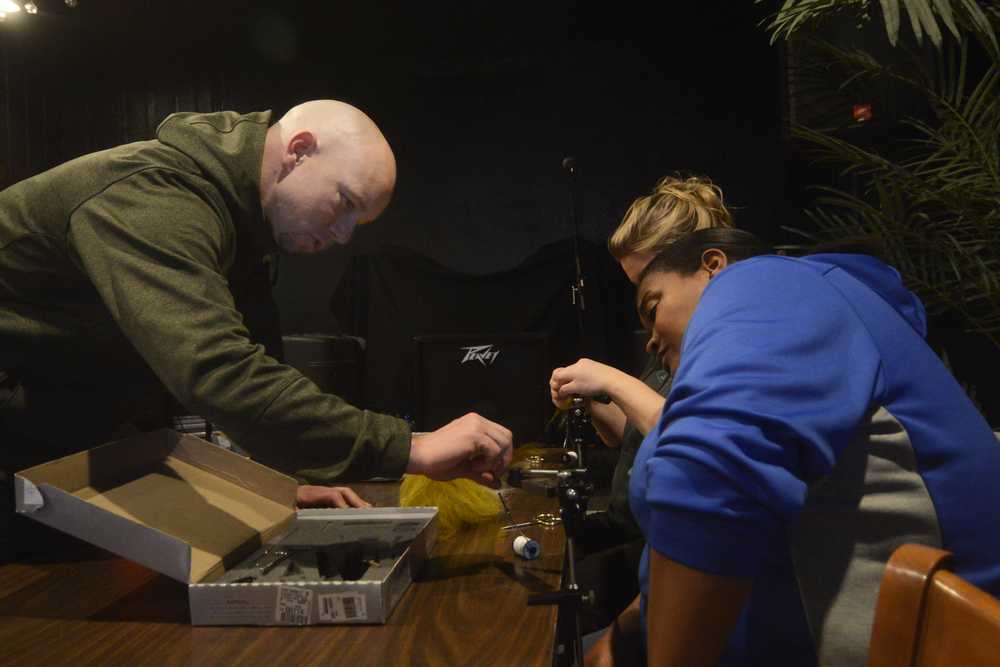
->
[283,130,318,171]
[701,248,728,277]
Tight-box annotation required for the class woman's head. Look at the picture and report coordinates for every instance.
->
[611,175,734,283]
[636,228,770,372]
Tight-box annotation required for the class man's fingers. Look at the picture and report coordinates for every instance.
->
[335,486,372,508]
[458,419,507,456]
[468,436,503,472]
[467,414,511,446]
[330,491,349,508]
[501,441,513,467]
[474,424,513,477]
[456,465,499,488]
[424,413,515,484]
[478,471,500,488]
[482,420,513,451]
[457,412,512,447]
[296,485,373,509]
[490,433,513,473]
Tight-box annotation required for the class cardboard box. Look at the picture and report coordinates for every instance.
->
[14,429,437,625]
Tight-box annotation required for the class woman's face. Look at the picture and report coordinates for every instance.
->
[634,248,728,373]
[635,269,711,373]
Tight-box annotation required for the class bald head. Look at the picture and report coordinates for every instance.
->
[260,100,396,254]
[279,100,380,141]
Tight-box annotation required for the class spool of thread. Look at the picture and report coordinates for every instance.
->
[513,535,541,560]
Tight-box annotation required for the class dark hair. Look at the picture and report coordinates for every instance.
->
[638,228,771,281]
[782,235,886,258]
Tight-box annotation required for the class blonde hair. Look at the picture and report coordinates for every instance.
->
[609,175,734,259]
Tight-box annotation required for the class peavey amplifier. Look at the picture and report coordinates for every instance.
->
[283,334,365,407]
[414,333,550,446]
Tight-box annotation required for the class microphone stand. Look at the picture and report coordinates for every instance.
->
[561,396,587,468]
[563,157,586,342]
[508,465,594,667]
[509,395,595,667]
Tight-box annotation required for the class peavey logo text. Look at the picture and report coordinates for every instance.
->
[460,344,500,366]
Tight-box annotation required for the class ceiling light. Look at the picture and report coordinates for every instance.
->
[0,0,21,14]
[24,1,37,14]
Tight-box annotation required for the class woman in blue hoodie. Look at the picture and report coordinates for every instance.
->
[576,228,1000,666]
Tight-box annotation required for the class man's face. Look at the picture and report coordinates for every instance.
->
[635,269,710,374]
[264,144,392,255]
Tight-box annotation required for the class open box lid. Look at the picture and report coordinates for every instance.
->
[15,429,298,584]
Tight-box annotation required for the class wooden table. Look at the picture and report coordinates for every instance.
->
[0,482,565,666]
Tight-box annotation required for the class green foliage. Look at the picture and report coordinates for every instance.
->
[759,1,1000,347]
[760,0,998,56]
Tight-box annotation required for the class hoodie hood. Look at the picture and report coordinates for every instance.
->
[155,110,276,255]
[801,253,927,338]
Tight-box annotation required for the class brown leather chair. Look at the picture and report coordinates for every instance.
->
[868,543,1000,666]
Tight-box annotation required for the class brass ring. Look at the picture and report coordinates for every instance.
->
[535,512,560,527]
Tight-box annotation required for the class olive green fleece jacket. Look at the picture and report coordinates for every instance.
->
[0,110,410,481]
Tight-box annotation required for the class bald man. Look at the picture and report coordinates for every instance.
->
[260,100,397,254]
[0,102,512,551]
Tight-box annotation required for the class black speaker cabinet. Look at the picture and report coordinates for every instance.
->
[414,333,550,445]
[282,334,365,407]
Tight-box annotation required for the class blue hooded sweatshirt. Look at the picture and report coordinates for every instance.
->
[629,254,1000,666]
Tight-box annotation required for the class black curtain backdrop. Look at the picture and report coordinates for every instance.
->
[330,238,635,419]
[0,0,801,424]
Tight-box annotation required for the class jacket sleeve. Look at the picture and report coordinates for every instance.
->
[638,258,885,577]
[66,169,410,482]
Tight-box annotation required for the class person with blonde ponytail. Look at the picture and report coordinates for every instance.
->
[609,175,733,283]
[548,175,734,641]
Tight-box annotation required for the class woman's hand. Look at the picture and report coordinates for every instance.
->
[550,358,617,406]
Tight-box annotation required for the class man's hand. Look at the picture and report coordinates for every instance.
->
[407,412,513,486]
[296,485,373,508]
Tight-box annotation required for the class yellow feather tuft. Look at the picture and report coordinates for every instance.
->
[399,476,502,540]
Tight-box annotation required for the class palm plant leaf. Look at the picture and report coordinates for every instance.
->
[761,0,870,44]
[757,0,999,57]
[958,0,1000,57]
[902,0,931,45]
[930,0,961,42]
[785,43,1000,340]
[760,0,1000,349]
[880,0,903,45]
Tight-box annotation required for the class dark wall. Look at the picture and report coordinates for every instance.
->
[1,0,788,335]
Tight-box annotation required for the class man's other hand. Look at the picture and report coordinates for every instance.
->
[296,485,373,508]
[407,412,513,486]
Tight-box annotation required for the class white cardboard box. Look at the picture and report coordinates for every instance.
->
[14,429,437,625]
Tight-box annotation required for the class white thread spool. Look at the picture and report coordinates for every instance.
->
[512,535,541,560]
